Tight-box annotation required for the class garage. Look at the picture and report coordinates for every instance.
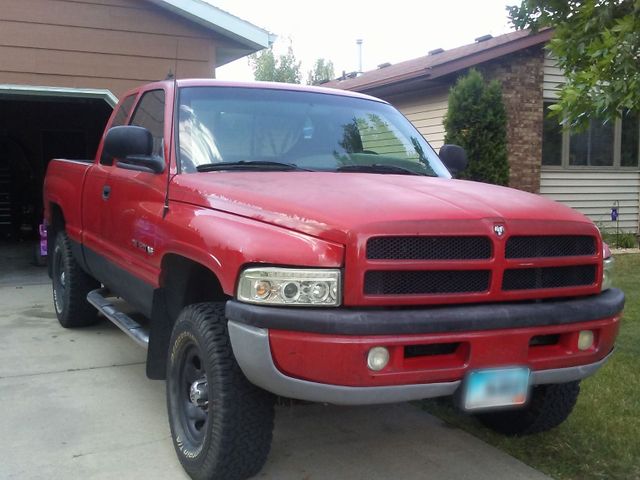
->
[0,0,273,273]
[0,87,114,243]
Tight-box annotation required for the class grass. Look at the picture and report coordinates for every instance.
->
[420,253,640,480]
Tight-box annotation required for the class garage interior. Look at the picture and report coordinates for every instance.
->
[0,0,274,282]
[0,91,112,279]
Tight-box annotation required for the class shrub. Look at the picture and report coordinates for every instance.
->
[444,69,509,186]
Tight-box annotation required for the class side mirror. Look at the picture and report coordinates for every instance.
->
[439,144,468,177]
[103,126,164,174]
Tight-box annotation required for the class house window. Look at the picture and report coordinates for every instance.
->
[621,111,639,167]
[568,117,614,166]
[542,102,562,166]
[542,104,639,169]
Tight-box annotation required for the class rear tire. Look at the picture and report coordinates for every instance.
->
[166,302,275,480]
[52,231,100,328]
[476,381,580,435]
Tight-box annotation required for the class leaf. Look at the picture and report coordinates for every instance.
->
[508,0,639,127]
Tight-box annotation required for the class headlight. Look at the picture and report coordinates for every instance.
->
[602,255,615,291]
[237,267,341,306]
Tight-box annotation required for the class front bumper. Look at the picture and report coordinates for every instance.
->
[228,321,614,405]
[226,289,624,405]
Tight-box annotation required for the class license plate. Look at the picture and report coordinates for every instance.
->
[464,367,530,411]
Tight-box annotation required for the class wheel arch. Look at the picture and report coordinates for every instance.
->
[146,253,229,379]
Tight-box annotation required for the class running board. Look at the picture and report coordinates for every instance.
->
[87,288,149,349]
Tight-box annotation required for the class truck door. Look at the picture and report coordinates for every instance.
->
[98,88,169,317]
[82,93,137,278]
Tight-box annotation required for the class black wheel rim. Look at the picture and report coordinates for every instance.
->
[52,246,65,314]
[174,341,209,449]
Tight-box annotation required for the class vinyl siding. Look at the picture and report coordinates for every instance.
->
[0,0,218,97]
[543,52,565,100]
[542,52,640,232]
[540,169,640,232]
[393,88,449,150]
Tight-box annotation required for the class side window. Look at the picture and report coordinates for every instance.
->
[130,89,165,157]
[111,95,136,128]
[101,94,137,165]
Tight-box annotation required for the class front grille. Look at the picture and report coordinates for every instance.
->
[502,265,596,291]
[506,235,596,259]
[364,270,490,295]
[367,236,491,260]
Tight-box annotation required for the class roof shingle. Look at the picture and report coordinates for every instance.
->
[324,29,552,93]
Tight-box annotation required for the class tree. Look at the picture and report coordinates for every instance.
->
[444,69,509,186]
[508,0,640,129]
[307,58,335,85]
[249,46,301,84]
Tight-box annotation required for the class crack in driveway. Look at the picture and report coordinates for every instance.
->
[0,361,145,380]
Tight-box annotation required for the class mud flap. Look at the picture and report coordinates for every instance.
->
[146,287,173,380]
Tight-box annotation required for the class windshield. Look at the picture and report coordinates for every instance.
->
[177,86,450,178]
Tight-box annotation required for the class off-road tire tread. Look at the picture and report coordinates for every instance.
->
[168,302,275,480]
[53,231,100,328]
[476,380,580,436]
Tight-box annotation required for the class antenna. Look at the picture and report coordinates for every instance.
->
[163,40,179,218]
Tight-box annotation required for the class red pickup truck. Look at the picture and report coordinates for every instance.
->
[44,79,623,480]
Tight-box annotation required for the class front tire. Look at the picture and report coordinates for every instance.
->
[167,303,275,480]
[475,381,580,435]
[52,231,100,328]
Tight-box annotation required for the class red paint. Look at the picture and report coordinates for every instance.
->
[269,316,620,387]
[43,79,603,303]
[43,79,622,389]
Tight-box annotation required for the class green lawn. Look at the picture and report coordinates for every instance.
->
[421,253,640,480]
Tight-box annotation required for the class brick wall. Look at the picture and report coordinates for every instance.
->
[479,47,545,193]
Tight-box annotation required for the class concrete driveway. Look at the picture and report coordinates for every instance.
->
[0,274,551,480]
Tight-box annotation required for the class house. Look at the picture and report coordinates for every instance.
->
[0,0,273,239]
[324,30,640,233]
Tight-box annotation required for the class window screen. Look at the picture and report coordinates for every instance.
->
[569,117,614,166]
[621,111,639,167]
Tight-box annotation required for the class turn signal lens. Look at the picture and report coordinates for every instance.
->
[601,243,614,291]
[602,255,615,291]
[254,281,271,299]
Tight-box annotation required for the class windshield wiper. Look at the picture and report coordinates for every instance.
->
[196,161,311,172]
[335,164,428,176]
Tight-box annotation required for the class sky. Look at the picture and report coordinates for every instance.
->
[211,0,516,82]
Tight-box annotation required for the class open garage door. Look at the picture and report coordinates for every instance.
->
[0,85,114,283]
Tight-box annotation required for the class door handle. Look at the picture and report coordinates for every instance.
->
[102,185,111,200]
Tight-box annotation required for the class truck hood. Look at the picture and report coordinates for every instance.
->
[170,172,593,244]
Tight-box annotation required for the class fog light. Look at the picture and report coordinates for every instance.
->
[578,330,594,351]
[367,346,390,371]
